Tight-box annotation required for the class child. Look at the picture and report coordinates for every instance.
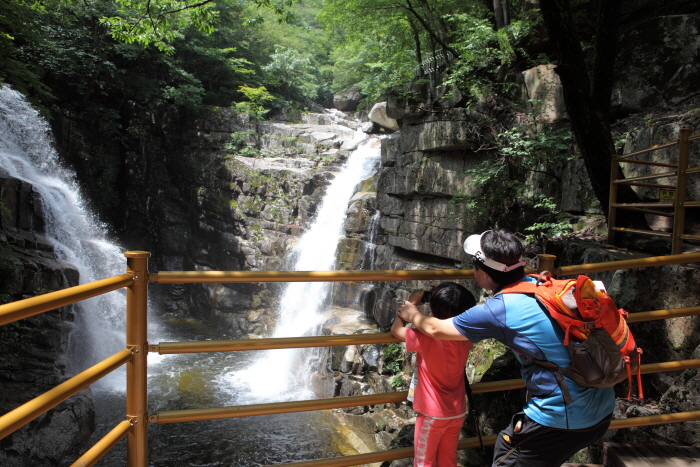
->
[391,282,476,467]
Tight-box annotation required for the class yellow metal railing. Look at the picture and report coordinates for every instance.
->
[608,127,700,253]
[1,251,700,466]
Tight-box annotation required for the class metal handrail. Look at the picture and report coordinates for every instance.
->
[0,273,133,327]
[148,359,700,425]
[608,128,699,254]
[3,251,700,466]
[262,410,700,467]
[70,420,133,467]
[0,349,133,439]
[153,268,476,283]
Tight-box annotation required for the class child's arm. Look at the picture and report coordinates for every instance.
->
[390,315,408,342]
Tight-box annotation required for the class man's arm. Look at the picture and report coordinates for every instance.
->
[397,302,467,340]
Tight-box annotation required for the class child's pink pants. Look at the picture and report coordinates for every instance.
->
[414,413,465,467]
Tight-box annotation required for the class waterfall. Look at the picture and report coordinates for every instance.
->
[224,133,381,402]
[361,210,381,270]
[0,85,127,379]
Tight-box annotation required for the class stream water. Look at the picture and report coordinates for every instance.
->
[0,85,381,465]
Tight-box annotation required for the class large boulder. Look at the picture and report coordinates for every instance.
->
[334,86,366,112]
[368,102,400,132]
[522,64,568,123]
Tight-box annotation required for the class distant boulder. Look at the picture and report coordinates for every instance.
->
[333,86,365,111]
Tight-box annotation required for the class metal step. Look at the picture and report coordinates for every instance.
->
[604,442,700,466]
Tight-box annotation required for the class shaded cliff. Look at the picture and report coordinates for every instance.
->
[0,174,94,467]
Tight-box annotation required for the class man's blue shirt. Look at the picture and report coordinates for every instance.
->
[451,276,615,429]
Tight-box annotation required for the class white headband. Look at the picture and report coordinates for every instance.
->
[463,232,528,272]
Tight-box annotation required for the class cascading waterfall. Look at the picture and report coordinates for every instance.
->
[2,86,385,465]
[0,85,127,379]
[225,131,381,401]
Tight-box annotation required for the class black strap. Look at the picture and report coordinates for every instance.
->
[464,374,486,454]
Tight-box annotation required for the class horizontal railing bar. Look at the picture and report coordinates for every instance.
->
[611,202,675,208]
[473,359,700,395]
[689,133,700,142]
[614,171,678,183]
[610,227,672,238]
[153,269,476,284]
[153,304,700,355]
[148,253,700,292]
[616,140,679,159]
[0,273,133,327]
[265,410,700,467]
[260,445,417,467]
[627,306,700,323]
[151,392,408,424]
[0,349,132,440]
[612,182,677,189]
[609,409,700,430]
[555,252,700,276]
[684,201,700,207]
[150,359,700,425]
[153,332,402,354]
[687,166,700,174]
[70,420,132,467]
[615,159,678,168]
[680,233,700,240]
[610,206,674,217]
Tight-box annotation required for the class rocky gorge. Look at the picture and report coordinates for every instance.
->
[2,9,700,467]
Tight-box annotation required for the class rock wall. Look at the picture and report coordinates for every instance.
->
[0,173,94,467]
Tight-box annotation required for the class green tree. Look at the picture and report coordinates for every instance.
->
[262,45,320,102]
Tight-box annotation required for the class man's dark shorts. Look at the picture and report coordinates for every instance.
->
[491,411,612,467]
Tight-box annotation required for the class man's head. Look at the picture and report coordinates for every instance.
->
[429,282,477,319]
[463,229,527,289]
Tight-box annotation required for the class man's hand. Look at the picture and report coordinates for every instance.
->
[397,301,420,323]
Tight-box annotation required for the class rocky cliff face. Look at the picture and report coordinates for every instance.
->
[0,173,94,467]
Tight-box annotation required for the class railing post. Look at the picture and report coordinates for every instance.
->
[124,251,150,467]
[536,254,556,275]
[671,128,691,255]
[608,156,620,247]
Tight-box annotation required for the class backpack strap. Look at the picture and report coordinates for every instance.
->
[516,353,574,405]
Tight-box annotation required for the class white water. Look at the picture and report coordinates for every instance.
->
[224,131,381,401]
[0,86,127,377]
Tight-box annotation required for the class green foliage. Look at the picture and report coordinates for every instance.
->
[0,0,55,107]
[100,0,219,54]
[226,130,259,157]
[444,15,529,101]
[383,342,404,374]
[451,126,574,226]
[234,85,274,118]
[390,374,407,388]
[262,45,320,102]
[524,195,572,243]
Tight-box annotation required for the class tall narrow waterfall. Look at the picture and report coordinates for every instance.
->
[226,134,381,401]
[0,86,126,376]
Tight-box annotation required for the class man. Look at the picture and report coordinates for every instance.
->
[397,229,615,467]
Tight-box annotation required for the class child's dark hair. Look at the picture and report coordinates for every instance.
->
[429,282,477,320]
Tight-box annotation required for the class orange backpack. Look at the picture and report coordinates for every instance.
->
[501,272,643,401]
